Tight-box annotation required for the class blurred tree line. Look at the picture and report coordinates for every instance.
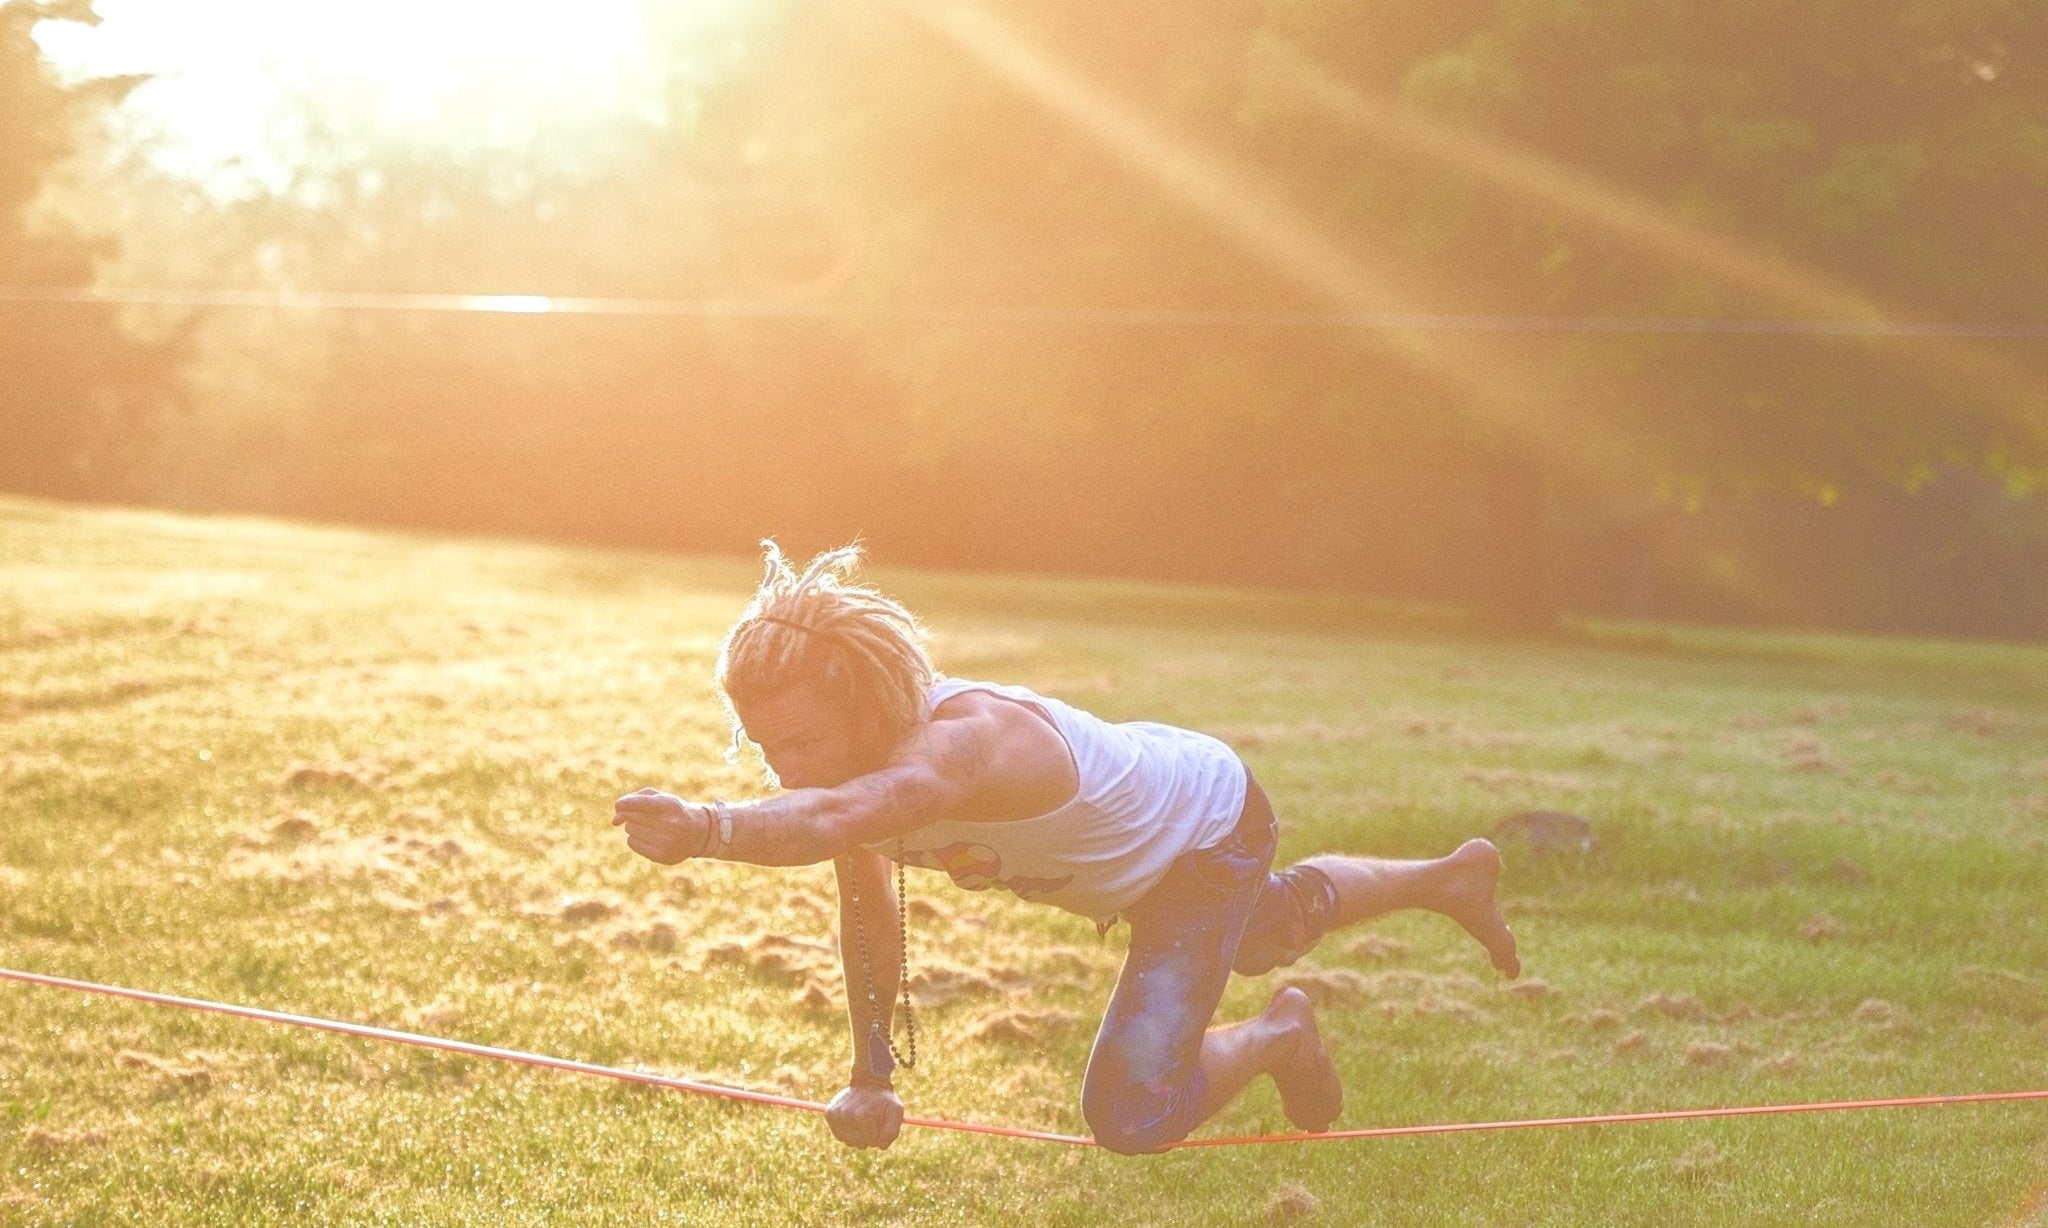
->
[1,0,179,500]
[5,0,2046,637]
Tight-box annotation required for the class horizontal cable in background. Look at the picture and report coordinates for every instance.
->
[5,285,2048,337]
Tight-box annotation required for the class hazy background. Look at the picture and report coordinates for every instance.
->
[5,0,2046,637]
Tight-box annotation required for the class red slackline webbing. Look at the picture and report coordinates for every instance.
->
[0,966,1088,1145]
[7,965,2046,1150]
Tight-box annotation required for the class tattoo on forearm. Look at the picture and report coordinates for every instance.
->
[728,795,828,865]
[725,722,1001,864]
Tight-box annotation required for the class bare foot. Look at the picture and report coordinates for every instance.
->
[1267,987,1342,1132]
[1442,839,1520,979]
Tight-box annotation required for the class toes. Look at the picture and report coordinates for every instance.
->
[1488,921,1521,979]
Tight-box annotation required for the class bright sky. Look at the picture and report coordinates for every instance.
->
[29,0,756,196]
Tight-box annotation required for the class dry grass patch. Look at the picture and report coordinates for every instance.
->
[1576,1007,1625,1032]
[1667,1139,1730,1182]
[1638,992,1714,1023]
[1262,1182,1321,1222]
[962,1007,1083,1046]
[695,931,839,987]
[1781,732,1837,773]
[1460,767,1589,793]
[1341,933,1411,962]
[1759,1050,1802,1075]
[22,1124,111,1150]
[1682,1039,1736,1068]
[1801,912,1845,941]
[1952,709,2018,736]
[115,1048,222,1092]
[907,959,1036,1007]
[1279,968,1491,1022]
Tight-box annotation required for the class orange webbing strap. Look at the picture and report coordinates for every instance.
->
[7,965,2045,1149]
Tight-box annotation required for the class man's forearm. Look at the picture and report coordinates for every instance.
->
[718,763,955,866]
[834,851,904,1085]
[716,790,850,866]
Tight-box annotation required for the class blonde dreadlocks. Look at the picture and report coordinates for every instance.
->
[715,542,936,772]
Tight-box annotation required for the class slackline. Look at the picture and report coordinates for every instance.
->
[7,965,2046,1150]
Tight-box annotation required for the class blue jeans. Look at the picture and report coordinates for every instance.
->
[1080,776,1284,1155]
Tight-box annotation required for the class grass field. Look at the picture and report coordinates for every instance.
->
[3,495,2046,1226]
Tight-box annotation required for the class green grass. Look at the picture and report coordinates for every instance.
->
[3,494,2046,1226]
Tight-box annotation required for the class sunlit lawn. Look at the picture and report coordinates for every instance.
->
[3,495,2046,1226]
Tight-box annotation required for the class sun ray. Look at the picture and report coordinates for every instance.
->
[893,0,1641,487]
[1253,40,2048,466]
[887,2,2045,493]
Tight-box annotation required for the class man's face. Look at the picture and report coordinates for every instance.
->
[734,682,887,790]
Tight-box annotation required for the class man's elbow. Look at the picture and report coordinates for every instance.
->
[794,801,869,865]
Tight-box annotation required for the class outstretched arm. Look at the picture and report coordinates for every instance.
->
[823,847,906,1149]
[612,704,1004,867]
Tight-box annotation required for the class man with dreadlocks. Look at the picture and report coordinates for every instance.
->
[612,543,1520,1155]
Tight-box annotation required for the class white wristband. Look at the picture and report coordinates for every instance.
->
[713,800,734,853]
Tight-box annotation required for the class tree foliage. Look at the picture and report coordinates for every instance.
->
[1341,0,2048,493]
[0,0,181,498]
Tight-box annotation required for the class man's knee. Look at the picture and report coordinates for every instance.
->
[1081,1077,1195,1155]
[1083,1100,1182,1156]
[1232,864,1338,977]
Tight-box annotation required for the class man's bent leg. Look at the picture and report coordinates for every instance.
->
[1234,840,1519,979]
[1081,784,1275,1154]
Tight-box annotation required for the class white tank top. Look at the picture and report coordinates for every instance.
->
[872,677,1248,922]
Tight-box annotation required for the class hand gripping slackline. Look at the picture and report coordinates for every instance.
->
[7,965,2048,1150]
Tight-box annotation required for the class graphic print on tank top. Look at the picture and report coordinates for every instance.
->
[900,840,1074,901]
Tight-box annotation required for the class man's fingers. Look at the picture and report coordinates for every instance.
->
[620,822,675,850]
[860,1102,901,1149]
[625,834,680,864]
[613,791,674,814]
[617,812,684,841]
[824,1089,904,1150]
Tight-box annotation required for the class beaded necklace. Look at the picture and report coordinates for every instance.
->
[847,840,918,1076]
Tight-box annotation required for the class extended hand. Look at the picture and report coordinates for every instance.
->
[825,1083,903,1149]
[611,788,709,864]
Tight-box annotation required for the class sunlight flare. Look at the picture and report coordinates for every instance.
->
[31,0,754,194]
[894,0,1644,480]
[1253,40,2048,452]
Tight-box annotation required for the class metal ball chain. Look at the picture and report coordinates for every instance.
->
[849,840,918,1072]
